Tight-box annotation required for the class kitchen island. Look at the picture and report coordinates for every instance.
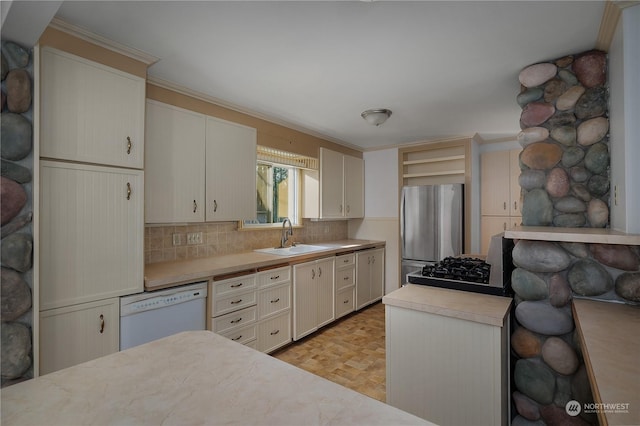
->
[383,284,512,425]
[1,330,432,426]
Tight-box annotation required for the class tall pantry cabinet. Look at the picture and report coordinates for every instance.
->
[480,149,522,254]
[38,47,146,374]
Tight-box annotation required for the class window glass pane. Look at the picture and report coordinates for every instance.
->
[249,164,298,226]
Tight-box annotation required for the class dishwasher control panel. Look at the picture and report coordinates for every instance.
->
[120,282,207,316]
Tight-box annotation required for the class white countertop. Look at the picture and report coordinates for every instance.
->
[1,331,433,426]
[383,284,513,327]
[145,239,385,290]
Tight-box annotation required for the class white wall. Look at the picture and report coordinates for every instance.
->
[348,148,401,294]
[609,5,640,233]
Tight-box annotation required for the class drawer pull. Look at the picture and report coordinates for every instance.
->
[270,329,280,336]
[230,318,242,324]
[343,299,350,304]
[230,299,242,304]
[270,298,280,304]
[343,259,349,263]
[343,276,349,281]
[231,335,242,341]
[99,314,105,334]
[270,275,280,280]
[230,283,243,288]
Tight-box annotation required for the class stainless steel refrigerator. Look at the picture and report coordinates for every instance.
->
[400,184,464,281]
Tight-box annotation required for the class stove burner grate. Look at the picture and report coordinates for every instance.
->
[421,257,491,284]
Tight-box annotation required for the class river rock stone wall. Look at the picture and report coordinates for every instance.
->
[517,50,609,228]
[510,51,639,425]
[1,41,34,387]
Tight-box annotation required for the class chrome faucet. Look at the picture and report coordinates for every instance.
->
[281,218,293,248]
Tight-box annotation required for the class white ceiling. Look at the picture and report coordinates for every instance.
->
[16,1,609,150]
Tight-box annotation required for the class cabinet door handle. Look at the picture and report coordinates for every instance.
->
[230,318,242,324]
[230,299,242,304]
[343,299,350,304]
[126,182,132,200]
[270,275,280,280]
[318,267,322,277]
[270,329,280,336]
[514,201,517,211]
[311,269,315,279]
[503,201,507,210]
[99,314,105,334]
[213,199,218,212]
[230,283,243,288]
[270,298,280,304]
[346,205,350,214]
[368,256,371,265]
[339,204,343,213]
[503,222,507,231]
[126,136,132,155]
[372,256,375,264]
[193,200,198,213]
[231,335,242,341]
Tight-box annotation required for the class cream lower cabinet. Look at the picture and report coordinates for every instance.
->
[256,266,292,353]
[356,248,385,310]
[210,272,258,347]
[39,298,119,375]
[335,253,356,319]
[210,266,292,353]
[293,257,335,340]
[386,305,510,426]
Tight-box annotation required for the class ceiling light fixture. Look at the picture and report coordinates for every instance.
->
[361,108,392,126]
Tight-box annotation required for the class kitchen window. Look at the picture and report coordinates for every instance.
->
[242,146,317,228]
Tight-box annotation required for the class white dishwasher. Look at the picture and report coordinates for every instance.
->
[120,282,208,350]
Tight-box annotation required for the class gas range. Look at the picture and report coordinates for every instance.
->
[406,256,512,297]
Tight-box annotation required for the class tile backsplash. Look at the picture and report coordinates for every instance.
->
[145,219,348,264]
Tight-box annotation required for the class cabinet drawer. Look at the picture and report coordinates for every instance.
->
[219,323,257,346]
[212,305,257,334]
[257,266,291,288]
[336,253,355,269]
[335,287,355,319]
[212,274,256,298]
[257,312,291,353]
[258,284,291,320]
[212,289,256,317]
[335,268,355,291]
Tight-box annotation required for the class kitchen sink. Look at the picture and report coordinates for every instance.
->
[254,244,329,256]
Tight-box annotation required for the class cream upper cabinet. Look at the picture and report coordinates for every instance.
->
[344,155,364,218]
[480,149,521,216]
[39,161,144,310]
[40,47,145,168]
[205,116,257,222]
[145,100,206,223]
[303,148,364,219]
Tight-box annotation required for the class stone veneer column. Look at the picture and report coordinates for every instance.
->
[509,51,640,425]
[1,41,34,386]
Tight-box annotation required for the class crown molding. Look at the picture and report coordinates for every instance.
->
[48,17,159,65]
[146,76,360,151]
[595,1,639,51]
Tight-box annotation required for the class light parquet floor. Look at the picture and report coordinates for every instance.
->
[272,302,386,402]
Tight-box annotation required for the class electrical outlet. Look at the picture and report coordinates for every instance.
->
[187,232,203,245]
[172,233,184,246]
